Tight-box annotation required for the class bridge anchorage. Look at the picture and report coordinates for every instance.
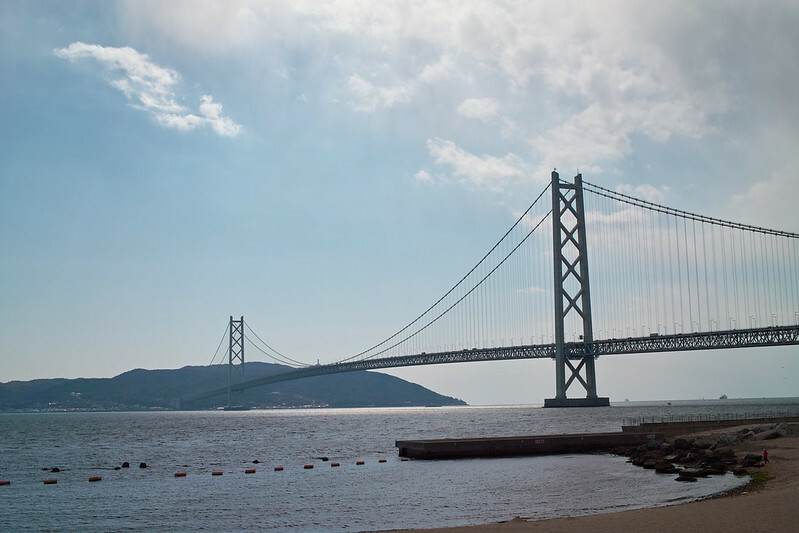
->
[547,170,609,407]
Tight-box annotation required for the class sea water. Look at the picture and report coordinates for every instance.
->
[1,399,796,532]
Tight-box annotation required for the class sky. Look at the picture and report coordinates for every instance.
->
[1,0,798,405]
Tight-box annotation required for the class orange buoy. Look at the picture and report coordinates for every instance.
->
[378,459,387,463]
[212,471,223,476]
[303,464,314,469]
[245,469,256,474]
[356,461,365,465]
[88,476,102,482]
[400,458,409,461]
[274,466,284,471]
[174,472,187,477]
[43,479,58,485]
[0,480,10,486]
[330,462,340,467]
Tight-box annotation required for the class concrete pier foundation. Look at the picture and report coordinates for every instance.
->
[544,397,610,408]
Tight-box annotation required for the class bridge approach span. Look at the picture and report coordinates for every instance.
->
[186,325,799,403]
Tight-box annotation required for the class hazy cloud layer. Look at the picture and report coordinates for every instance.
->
[54,42,241,137]
[118,0,799,222]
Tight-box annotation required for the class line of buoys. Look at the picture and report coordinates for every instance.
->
[10,457,407,487]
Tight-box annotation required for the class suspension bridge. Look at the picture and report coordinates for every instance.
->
[187,171,799,408]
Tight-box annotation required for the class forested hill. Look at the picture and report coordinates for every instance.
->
[0,362,466,411]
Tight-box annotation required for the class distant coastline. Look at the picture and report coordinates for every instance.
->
[0,362,466,412]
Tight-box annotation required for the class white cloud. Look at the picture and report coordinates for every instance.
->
[518,286,545,294]
[616,184,669,204]
[54,42,240,137]
[346,74,413,113]
[729,165,799,231]
[426,138,527,190]
[457,98,498,121]
[414,169,432,183]
[345,54,453,113]
[118,1,799,206]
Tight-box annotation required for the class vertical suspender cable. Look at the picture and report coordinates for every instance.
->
[701,220,710,330]
[778,235,788,324]
[720,225,730,327]
[770,235,779,325]
[740,229,750,326]
[731,226,740,328]
[667,214,676,333]
[682,217,691,332]
[692,218,701,331]
[750,230,760,327]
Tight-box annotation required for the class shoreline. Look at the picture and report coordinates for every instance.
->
[384,429,798,533]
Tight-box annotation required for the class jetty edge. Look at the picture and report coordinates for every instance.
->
[396,415,799,460]
[396,432,661,459]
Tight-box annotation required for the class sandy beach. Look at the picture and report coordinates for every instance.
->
[388,433,799,533]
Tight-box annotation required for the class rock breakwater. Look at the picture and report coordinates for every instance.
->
[608,422,793,483]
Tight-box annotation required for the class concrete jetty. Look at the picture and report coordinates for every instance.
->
[396,431,662,459]
[621,416,799,437]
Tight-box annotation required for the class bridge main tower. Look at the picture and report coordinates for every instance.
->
[545,171,610,407]
[227,315,246,408]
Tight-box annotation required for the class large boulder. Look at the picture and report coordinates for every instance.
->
[673,438,692,450]
[716,433,744,446]
[712,446,736,459]
[692,436,716,449]
[654,461,677,474]
[642,458,658,469]
[680,468,709,478]
[753,429,781,441]
[741,453,762,467]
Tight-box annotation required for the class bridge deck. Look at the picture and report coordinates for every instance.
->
[186,325,799,403]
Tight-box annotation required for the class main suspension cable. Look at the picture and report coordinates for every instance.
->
[244,322,309,367]
[583,181,799,238]
[338,182,553,363]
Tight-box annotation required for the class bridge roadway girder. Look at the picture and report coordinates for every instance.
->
[185,325,799,403]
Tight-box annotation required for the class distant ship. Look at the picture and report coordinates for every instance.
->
[719,394,728,400]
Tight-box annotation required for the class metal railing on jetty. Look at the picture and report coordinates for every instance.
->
[624,411,799,428]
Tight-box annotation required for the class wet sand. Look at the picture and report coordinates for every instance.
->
[386,435,799,533]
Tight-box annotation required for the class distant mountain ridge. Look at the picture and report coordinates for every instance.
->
[0,362,466,411]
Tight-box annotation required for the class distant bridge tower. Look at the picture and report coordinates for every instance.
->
[227,315,246,408]
[546,171,610,407]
